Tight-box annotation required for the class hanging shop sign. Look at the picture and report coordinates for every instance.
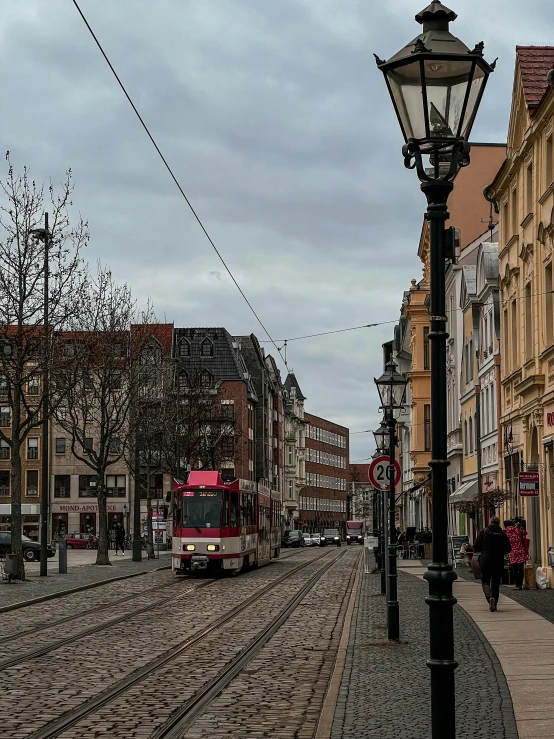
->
[518,471,540,497]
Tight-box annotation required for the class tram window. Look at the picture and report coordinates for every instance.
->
[230,491,239,527]
[222,491,229,527]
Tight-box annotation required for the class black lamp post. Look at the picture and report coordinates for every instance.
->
[375,1,494,734]
[372,425,388,594]
[375,360,408,642]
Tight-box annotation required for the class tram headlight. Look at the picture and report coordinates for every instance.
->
[207,544,219,552]
[184,544,195,552]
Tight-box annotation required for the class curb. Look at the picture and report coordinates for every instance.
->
[0,565,171,614]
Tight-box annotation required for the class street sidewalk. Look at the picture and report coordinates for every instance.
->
[0,549,171,611]
[331,558,518,739]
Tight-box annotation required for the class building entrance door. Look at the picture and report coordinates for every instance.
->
[80,512,96,534]
[53,514,68,539]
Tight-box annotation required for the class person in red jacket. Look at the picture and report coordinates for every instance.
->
[504,519,529,590]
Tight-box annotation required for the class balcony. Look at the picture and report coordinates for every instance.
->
[447,427,462,457]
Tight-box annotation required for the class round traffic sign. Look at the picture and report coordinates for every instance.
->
[368,455,401,490]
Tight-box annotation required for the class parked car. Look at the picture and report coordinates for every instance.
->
[311,533,322,546]
[321,529,341,547]
[282,531,305,548]
[65,532,98,549]
[0,532,55,562]
[302,533,313,547]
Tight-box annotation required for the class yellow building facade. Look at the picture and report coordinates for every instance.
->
[490,47,554,582]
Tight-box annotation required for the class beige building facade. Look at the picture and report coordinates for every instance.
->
[490,46,554,582]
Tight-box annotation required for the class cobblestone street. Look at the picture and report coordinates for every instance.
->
[4,548,553,738]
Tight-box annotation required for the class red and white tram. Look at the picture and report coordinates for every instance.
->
[172,471,281,574]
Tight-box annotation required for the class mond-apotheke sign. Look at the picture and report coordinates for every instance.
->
[518,471,540,497]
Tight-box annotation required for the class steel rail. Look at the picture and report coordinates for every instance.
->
[26,549,340,739]
[0,577,190,646]
[154,548,350,739]
[0,579,215,671]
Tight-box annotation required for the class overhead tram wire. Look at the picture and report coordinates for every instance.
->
[71,0,290,373]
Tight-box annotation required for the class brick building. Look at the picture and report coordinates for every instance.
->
[303,413,349,535]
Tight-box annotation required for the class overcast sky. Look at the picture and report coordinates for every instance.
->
[1,0,551,462]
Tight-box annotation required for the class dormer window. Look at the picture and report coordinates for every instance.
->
[200,338,214,357]
[200,369,212,388]
[179,339,191,357]
[178,371,189,390]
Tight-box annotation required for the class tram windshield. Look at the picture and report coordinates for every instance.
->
[182,490,222,528]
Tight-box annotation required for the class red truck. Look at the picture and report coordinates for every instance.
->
[346,520,364,545]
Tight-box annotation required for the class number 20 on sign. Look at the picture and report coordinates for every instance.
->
[368,456,401,491]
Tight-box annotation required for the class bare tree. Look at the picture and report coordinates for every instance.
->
[0,157,88,579]
[55,264,155,565]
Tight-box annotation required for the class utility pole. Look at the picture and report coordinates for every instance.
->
[41,213,49,576]
[31,214,50,577]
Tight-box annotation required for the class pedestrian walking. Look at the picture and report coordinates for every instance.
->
[504,519,529,590]
[114,523,125,555]
[473,517,511,612]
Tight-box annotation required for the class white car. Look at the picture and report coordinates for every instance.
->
[311,533,322,546]
[302,533,313,547]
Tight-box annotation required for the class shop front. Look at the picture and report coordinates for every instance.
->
[51,502,126,538]
[0,504,41,539]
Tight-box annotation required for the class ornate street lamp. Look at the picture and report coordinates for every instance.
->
[375,2,494,735]
[372,422,388,456]
[375,360,407,641]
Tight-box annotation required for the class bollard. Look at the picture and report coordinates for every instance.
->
[58,537,67,574]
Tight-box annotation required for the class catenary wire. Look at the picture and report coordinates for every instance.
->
[71,0,291,373]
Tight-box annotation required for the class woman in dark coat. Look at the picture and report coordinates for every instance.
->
[114,523,125,555]
[473,517,511,612]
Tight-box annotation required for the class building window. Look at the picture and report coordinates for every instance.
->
[84,437,94,453]
[511,187,517,236]
[464,344,469,384]
[200,369,212,388]
[423,327,430,370]
[503,201,509,245]
[0,470,10,496]
[221,435,234,456]
[547,135,553,187]
[110,373,122,390]
[109,438,121,455]
[424,404,431,452]
[54,475,70,498]
[0,407,10,427]
[200,338,214,357]
[178,371,189,390]
[26,470,38,496]
[106,475,126,497]
[221,403,234,421]
[28,375,39,395]
[469,416,474,454]
[27,438,39,460]
[464,419,468,455]
[547,263,553,346]
[525,282,533,360]
[178,339,190,357]
[0,439,9,460]
[55,437,66,454]
[79,475,97,497]
[511,300,518,370]
[526,162,533,214]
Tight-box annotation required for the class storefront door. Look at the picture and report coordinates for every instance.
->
[53,514,68,539]
[80,512,96,534]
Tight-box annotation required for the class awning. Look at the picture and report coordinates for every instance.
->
[450,479,478,502]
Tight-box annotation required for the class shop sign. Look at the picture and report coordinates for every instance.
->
[518,471,540,497]
[56,504,121,513]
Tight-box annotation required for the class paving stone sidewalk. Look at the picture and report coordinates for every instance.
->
[455,562,554,626]
[0,552,171,610]
[331,566,518,739]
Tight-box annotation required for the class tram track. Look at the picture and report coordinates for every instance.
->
[25,548,344,739]
[0,578,216,671]
[0,576,189,646]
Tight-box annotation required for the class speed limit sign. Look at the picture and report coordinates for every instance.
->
[368,455,401,491]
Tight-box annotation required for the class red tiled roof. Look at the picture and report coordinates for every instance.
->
[516,46,554,115]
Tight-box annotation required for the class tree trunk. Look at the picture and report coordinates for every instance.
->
[10,435,25,580]
[146,468,154,559]
[96,480,111,565]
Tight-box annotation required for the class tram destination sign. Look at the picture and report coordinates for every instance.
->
[518,471,540,497]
